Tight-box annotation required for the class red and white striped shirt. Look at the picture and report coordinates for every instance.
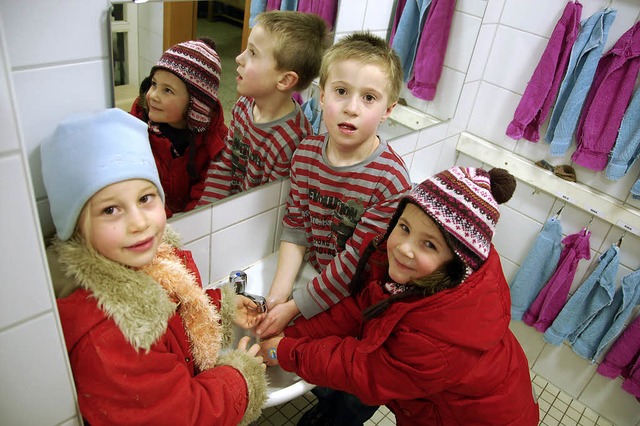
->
[199,97,312,203]
[284,134,411,318]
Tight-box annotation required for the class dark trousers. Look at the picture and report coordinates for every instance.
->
[298,387,379,426]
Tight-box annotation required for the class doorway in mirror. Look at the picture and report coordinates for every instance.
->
[196,2,243,126]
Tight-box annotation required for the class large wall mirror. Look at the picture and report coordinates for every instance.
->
[109,0,488,221]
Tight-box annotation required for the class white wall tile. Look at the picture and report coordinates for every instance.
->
[449,81,480,136]
[334,0,366,33]
[210,209,278,283]
[434,135,459,173]
[483,0,505,24]
[415,120,448,151]
[170,206,212,244]
[466,24,496,82]
[445,12,481,73]
[579,373,640,425]
[0,0,110,68]
[484,26,547,94]
[0,155,52,329]
[506,179,555,224]
[493,206,544,265]
[500,255,519,284]
[13,61,112,199]
[409,142,444,185]
[509,320,546,367]
[387,130,418,157]
[211,180,281,231]
[501,0,568,38]
[456,0,488,18]
[362,0,393,32]
[0,313,77,425]
[426,67,465,120]
[183,235,211,286]
[467,82,519,150]
[0,36,19,154]
[532,343,597,398]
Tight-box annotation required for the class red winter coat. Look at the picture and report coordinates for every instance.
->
[130,98,227,216]
[278,246,539,425]
[55,234,266,425]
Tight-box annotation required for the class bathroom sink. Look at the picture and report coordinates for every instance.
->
[213,252,318,407]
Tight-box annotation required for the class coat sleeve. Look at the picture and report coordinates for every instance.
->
[278,324,456,406]
[72,318,265,426]
[285,295,362,339]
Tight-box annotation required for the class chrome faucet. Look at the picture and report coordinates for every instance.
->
[229,270,267,313]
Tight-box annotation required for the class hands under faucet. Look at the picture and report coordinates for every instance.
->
[234,294,267,329]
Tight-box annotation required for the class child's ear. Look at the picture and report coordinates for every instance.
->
[380,101,398,123]
[277,71,299,91]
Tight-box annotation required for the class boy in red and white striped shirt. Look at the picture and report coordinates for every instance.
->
[257,31,411,338]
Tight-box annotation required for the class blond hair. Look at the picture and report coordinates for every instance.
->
[255,11,330,91]
[319,32,403,105]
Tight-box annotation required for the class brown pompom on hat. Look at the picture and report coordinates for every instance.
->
[393,167,516,272]
[152,37,221,132]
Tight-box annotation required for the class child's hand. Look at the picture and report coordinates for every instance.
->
[255,300,299,338]
[234,294,266,329]
[258,335,284,367]
[237,336,266,371]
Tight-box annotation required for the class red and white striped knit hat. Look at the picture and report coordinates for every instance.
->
[153,38,221,132]
[403,167,516,271]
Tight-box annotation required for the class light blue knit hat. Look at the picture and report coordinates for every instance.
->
[41,108,164,240]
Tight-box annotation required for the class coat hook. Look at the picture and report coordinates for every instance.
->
[616,231,626,248]
[554,202,566,218]
[584,215,594,234]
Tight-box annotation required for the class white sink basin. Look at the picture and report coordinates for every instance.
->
[213,252,318,408]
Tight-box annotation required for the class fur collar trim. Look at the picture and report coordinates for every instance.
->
[54,232,221,371]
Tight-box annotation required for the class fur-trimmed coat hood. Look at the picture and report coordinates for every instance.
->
[52,227,267,425]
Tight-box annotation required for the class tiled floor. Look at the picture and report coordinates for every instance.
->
[252,373,615,425]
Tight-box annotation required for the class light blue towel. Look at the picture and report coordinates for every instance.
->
[605,87,640,180]
[301,97,321,135]
[250,0,267,27]
[546,8,616,156]
[280,0,298,10]
[391,0,432,82]
[543,244,619,345]
[510,217,563,320]
[632,178,640,199]
[571,269,640,362]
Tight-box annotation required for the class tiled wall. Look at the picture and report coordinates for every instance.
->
[1,0,639,424]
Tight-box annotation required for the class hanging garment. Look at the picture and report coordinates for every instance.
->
[510,217,563,320]
[597,313,640,399]
[546,8,617,156]
[632,179,640,199]
[280,0,298,11]
[301,96,321,135]
[506,1,582,142]
[572,269,640,362]
[523,229,591,332]
[605,87,640,180]
[266,0,282,11]
[250,0,267,27]
[543,244,619,345]
[390,0,433,82]
[297,0,339,30]
[407,0,456,101]
[572,21,640,171]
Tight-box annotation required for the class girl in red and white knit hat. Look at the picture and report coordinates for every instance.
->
[131,37,227,216]
[259,166,539,425]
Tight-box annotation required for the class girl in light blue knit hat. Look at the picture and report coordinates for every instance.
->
[41,108,267,425]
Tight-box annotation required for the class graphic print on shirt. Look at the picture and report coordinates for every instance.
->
[229,127,264,192]
[309,188,365,254]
